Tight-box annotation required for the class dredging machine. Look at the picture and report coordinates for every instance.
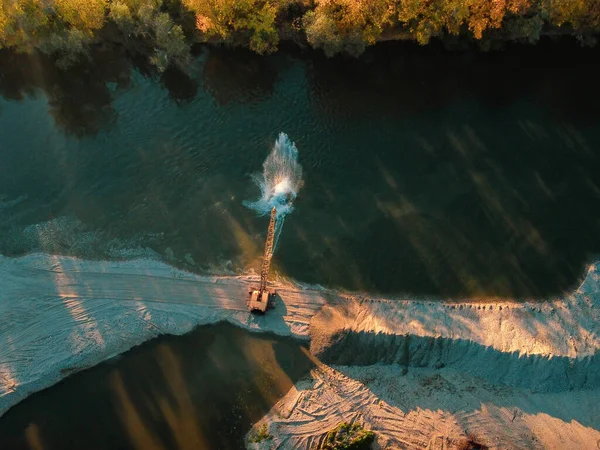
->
[248,207,277,313]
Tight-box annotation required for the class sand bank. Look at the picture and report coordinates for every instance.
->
[1,253,599,449]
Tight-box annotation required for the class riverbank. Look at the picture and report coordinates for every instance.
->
[0,252,599,448]
[0,252,327,418]
[0,0,599,74]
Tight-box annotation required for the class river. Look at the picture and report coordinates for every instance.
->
[1,38,600,299]
[0,324,314,450]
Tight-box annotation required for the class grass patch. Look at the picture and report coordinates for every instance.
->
[249,424,273,444]
[322,422,375,450]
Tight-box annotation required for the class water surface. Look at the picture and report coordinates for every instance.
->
[0,324,314,450]
[1,39,600,298]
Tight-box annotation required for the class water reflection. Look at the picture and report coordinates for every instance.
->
[0,45,201,135]
[201,47,278,105]
[0,324,315,450]
[0,49,127,136]
[307,39,600,122]
[160,67,198,104]
[0,38,600,299]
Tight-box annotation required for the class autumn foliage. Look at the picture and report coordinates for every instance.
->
[182,0,280,53]
[0,0,599,66]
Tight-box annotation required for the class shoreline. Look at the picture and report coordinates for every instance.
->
[1,252,599,448]
[0,252,326,419]
[0,322,316,450]
[1,0,599,73]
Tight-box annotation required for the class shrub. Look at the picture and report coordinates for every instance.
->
[38,28,91,69]
[0,0,49,52]
[109,1,135,33]
[183,0,280,54]
[53,0,108,32]
[303,0,389,56]
[321,422,375,450]
[151,12,190,71]
[249,423,273,443]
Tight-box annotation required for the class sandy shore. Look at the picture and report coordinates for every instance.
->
[1,253,599,449]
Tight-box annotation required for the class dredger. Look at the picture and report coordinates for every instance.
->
[248,207,277,313]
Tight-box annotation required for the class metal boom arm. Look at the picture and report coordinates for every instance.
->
[260,207,277,291]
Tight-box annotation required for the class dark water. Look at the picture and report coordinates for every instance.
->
[0,324,315,450]
[1,39,600,298]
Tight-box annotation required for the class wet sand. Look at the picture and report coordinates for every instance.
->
[0,323,314,450]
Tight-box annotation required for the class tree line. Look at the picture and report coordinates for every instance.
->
[1,0,598,70]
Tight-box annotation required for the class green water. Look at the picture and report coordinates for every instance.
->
[1,39,600,298]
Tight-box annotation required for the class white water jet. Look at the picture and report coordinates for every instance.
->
[244,133,303,252]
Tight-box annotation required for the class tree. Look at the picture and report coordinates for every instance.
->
[545,0,600,29]
[107,0,191,72]
[109,1,135,33]
[53,0,108,32]
[463,0,532,39]
[392,0,534,43]
[304,0,391,56]
[150,12,190,71]
[38,28,91,69]
[183,0,280,54]
[0,0,49,52]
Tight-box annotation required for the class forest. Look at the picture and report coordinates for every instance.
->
[1,0,599,70]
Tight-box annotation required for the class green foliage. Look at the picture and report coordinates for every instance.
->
[0,0,49,52]
[249,424,273,443]
[304,0,390,56]
[108,0,190,71]
[183,0,280,53]
[544,0,600,29]
[109,1,135,32]
[0,0,599,62]
[504,13,544,42]
[303,9,344,57]
[151,12,190,71]
[245,2,278,54]
[0,0,190,71]
[321,422,375,450]
[38,28,91,69]
[53,0,108,32]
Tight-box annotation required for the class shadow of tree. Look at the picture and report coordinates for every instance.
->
[306,37,600,123]
[201,47,279,106]
[0,49,127,137]
[0,44,200,137]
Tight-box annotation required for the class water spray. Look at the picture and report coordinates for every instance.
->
[245,133,303,313]
[244,132,303,253]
